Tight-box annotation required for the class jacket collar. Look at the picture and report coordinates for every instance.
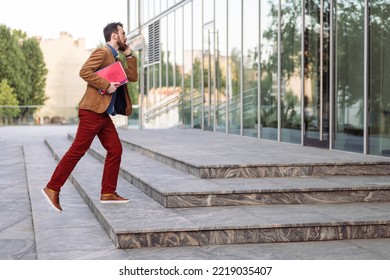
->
[106,43,118,59]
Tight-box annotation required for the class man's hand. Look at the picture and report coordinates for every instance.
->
[124,45,132,57]
[106,82,119,94]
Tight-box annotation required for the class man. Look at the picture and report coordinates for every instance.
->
[42,22,138,212]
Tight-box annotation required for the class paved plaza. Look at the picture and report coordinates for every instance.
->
[1,125,390,260]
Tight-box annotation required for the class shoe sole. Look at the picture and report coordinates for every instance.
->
[41,189,62,213]
[100,200,129,204]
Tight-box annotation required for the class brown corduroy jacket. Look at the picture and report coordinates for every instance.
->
[78,45,138,116]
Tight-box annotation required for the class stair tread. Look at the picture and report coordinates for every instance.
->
[45,135,390,234]
[118,129,390,167]
[62,134,390,208]
[69,135,390,195]
[23,141,128,259]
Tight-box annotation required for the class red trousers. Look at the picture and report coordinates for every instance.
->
[46,109,122,194]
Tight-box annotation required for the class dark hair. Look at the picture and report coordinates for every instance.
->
[103,22,123,42]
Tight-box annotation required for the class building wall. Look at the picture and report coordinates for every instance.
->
[37,32,92,124]
[127,0,390,157]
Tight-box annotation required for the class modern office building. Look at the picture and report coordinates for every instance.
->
[126,0,390,157]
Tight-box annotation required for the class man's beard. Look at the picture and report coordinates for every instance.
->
[118,40,127,52]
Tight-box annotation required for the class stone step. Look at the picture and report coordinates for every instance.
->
[23,141,128,259]
[117,129,390,179]
[44,135,390,249]
[65,134,390,208]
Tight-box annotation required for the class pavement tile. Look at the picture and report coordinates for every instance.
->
[2,125,390,260]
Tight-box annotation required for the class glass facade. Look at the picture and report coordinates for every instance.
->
[126,0,390,157]
[334,0,364,153]
[368,0,390,156]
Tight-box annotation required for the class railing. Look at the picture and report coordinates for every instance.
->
[137,87,259,129]
[143,93,182,122]
[0,105,140,127]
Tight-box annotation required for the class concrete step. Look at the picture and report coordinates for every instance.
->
[23,140,129,259]
[44,135,390,249]
[0,142,36,260]
[66,133,390,208]
[117,129,390,179]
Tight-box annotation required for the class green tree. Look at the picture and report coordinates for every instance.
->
[368,1,390,115]
[0,25,47,121]
[192,58,202,92]
[0,25,26,100]
[20,36,48,108]
[0,79,20,125]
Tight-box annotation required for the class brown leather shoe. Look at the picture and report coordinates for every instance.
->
[100,192,129,204]
[41,187,62,212]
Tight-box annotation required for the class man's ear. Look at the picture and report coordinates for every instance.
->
[111,32,117,41]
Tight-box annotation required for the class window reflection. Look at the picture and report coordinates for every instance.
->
[183,3,193,128]
[334,0,364,152]
[161,17,168,89]
[303,0,330,148]
[243,0,259,138]
[280,0,302,144]
[167,13,175,90]
[203,0,215,130]
[369,0,390,156]
[193,0,202,129]
[176,9,184,124]
[215,0,227,133]
[228,0,241,135]
[132,0,390,157]
[260,0,278,140]
[128,0,138,32]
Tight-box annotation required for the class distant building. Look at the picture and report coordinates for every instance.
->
[37,32,92,124]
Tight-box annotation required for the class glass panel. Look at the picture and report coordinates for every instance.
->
[334,0,364,152]
[368,0,390,156]
[203,0,215,130]
[193,0,203,129]
[215,0,227,133]
[160,17,168,92]
[143,0,149,24]
[155,0,161,16]
[204,0,214,24]
[176,8,184,124]
[155,61,160,106]
[141,27,151,114]
[280,0,302,144]
[260,0,278,140]
[304,0,330,148]
[161,0,168,11]
[175,9,183,90]
[129,0,138,32]
[228,0,241,135]
[149,0,154,20]
[149,65,155,108]
[203,24,215,130]
[167,13,175,90]
[243,0,259,137]
[183,3,193,128]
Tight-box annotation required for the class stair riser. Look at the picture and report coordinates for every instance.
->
[116,224,390,249]
[84,146,390,207]
[120,140,201,177]
[166,190,390,208]
[120,139,390,179]
[69,175,120,248]
[199,165,390,179]
[45,137,390,250]
[72,164,390,249]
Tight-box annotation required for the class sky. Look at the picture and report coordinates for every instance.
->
[0,0,128,49]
